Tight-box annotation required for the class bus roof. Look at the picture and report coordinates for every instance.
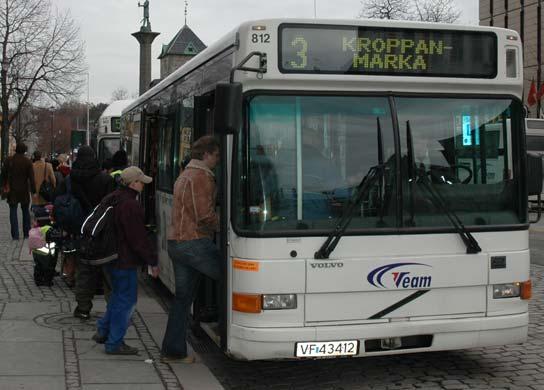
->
[102,99,134,118]
[124,18,521,115]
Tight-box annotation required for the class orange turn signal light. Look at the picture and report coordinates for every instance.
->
[521,280,532,300]
[233,293,262,313]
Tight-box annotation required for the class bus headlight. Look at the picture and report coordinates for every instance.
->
[493,283,521,299]
[262,294,297,310]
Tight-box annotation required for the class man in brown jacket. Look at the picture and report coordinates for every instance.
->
[1,143,36,239]
[161,135,221,363]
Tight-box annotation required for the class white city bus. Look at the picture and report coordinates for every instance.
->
[122,19,534,360]
[96,99,133,165]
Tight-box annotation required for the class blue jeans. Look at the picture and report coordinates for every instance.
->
[161,238,221,358]
[9,203,30,239]
[96,265,138,352]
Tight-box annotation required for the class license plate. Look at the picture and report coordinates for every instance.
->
[295,340,359,358]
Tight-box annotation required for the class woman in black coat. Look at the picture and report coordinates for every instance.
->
[69,146,115,319]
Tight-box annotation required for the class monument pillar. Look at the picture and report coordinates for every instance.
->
[132,30,160,96]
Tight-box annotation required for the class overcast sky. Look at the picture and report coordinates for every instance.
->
[51,0,479,104]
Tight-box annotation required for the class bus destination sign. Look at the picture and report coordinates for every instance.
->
[279,25,497,78]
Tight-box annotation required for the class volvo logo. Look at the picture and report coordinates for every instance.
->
[310,262,344,269]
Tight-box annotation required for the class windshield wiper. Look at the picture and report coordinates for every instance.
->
[314,117,386,259]
[314,164,384,259]
[405,121,481,254]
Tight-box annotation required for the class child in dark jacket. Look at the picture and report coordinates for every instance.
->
[93,166,159,355]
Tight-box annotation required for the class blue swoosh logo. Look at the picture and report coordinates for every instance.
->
[367,262,431,288]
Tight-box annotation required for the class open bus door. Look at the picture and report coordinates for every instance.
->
[190,84,241,350]
[188,85,241,350]
[190,92,222,343]
[141,111,159,226]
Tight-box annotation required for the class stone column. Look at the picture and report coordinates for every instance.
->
[132,30,160,96]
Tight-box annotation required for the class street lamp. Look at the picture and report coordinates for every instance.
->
[1,59,9,163]
[14,74,23,139]
[86,72,90,145]
[52,129,61,157]
[49,106,55,157]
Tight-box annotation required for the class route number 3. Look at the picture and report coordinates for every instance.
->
[289,37,308,69]
[252,33,270,43]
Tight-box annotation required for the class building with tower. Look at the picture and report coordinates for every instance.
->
[158,24,206,79]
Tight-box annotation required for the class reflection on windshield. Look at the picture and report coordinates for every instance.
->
[236,95,396,232]
[234,96,525,234]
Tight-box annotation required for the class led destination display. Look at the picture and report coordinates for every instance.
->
[280,25,497,78]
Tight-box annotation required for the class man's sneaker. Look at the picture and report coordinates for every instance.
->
[73,308,90,320]
[160,354,196,364]
[91,332,107,344]
[106,343,139,355]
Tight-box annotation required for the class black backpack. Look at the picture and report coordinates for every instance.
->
[77,193,118,265]
[53,177,84,234]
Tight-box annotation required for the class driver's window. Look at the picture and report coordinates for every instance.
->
[397,97,521,227]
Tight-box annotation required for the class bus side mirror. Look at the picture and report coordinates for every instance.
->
[527,153,543,196]
[214,83,242,135]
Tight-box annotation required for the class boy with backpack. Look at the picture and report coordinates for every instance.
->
[92,166,159,355]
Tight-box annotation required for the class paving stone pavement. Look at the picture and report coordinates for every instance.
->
[3,200,544,390]
[0,202,223,390]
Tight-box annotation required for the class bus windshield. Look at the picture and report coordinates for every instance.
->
[98,138,120,164]
[234,95,525,234]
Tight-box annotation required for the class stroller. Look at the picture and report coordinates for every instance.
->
[32,242,58,286]
[31,204,53,227]
[29,205,60,286]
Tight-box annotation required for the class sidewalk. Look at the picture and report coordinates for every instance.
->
[0,202,223,390]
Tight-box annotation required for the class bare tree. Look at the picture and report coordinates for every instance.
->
[111,86,130,101]
[412,0,461,23]
[359,0,410,20]
[0,0,86,161]
[11,104,40,144]
[358,0,461,23]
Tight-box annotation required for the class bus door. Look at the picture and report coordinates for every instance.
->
[192,92,226,345]
[142,110,159,225]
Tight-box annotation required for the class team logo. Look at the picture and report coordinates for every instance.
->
[367,263,432,289]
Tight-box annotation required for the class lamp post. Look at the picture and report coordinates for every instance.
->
[49,107,55,157]
[86,72,90,145]
[1,59,9,163]
[52,130,61,157]
[15,74,22,140]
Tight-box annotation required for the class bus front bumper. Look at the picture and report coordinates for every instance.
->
[227,312,528,360]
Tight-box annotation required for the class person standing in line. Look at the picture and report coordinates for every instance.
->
[51,159,65,196]
[1,143,36,240]
[161,136,221,363]
[110,150,128,188]
[31,150,56,207]
[70,146,115,319]
[93,166,159,355]
[57,154,71,177]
